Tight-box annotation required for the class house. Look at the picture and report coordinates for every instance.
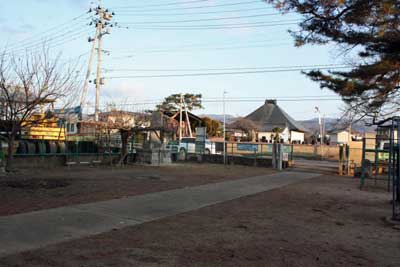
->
[329,128,371,145]
[329,129,352,144]
[227,118,257,142]
[241,99,308,143]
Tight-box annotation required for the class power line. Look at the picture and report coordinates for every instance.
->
[104,64,348,72]
[4,13,90,52]
[204,98,343,103]
[117,7,276,17]
[106,65,351,79]
[119,12,291,24]
[118,21,298,30]
[112,1,267,11]
[121,21,298,29]
[113,0,211,9]
[6,26,92,56]
[109,38,288,52]
[83,97,343,109]
[105,43,291,60]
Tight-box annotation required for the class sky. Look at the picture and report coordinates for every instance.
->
[0,0,347,120]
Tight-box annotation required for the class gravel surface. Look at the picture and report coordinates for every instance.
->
[1,174,399,266]
[0,163,275,216]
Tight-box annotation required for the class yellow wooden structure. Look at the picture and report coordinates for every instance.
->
[21,113,65,141]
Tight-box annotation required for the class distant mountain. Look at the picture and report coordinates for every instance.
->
[299,118,376,134]
[198,114,237,124]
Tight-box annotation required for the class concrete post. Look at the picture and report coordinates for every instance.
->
[272,143,283,170]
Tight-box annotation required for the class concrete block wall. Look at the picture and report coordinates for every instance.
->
[134,149,172,165]
[11,154,121,169]
[184,154,273,168]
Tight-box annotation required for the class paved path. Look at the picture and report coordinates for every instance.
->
[0,171,320,257]
[293,159,339,174]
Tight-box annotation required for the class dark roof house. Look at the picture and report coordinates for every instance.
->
[244,99,309,132]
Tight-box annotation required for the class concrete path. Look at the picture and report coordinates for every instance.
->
[293,159,339,174]
[0,171,320,257]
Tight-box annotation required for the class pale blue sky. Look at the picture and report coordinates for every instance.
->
[0,0,345,120]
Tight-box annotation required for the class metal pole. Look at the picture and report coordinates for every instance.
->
[392,120,396,219]
[315,107,324,159]
[397,119,400,202]
[223,91,227,165]
[395,118,400,220]
[179,94,183,142]
[389,121,394,192]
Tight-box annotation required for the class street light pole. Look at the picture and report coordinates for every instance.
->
[315,106,324,158]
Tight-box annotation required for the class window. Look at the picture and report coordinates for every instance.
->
[66,123,76,133]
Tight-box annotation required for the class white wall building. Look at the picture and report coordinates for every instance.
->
[242,99,308,143]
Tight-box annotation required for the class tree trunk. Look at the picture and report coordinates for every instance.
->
[119,129,131,165]
[5,135,15,172]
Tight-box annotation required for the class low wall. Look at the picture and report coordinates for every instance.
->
[12,155,66,169]
[11,154,121,169]
[184,154,273,168]
[134,148,172,165]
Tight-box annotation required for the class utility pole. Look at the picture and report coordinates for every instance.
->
[80,29,98,116]
[95,19,103,122]
[179,94,183,142]
[89,1,114,121]
[223,91,227,165]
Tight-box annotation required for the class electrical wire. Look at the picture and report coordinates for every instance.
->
[83,97,343,109]
[112,1,268,12]
[121,21,299,29]
[119,12,291,24]
[109,38,288,53]
[119,21,298,30]
[106,65,351,79]
[113,0,211,9]
[6,26,92,56]
[4,13,90,52]
[117,7,277,17]
[103,64,348,72]
[105,43,291,61]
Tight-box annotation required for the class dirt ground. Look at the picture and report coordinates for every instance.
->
[1,173,399,267]
[0,163,274,216]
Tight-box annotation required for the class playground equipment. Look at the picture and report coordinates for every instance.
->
[360,117,400,221]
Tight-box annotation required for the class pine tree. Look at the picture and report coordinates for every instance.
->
[267,0,400,120]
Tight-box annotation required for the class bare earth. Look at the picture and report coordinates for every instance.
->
[0,164,275,216]
[0,169,399,267]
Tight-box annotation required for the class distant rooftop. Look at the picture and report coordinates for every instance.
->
[244,99,309,132]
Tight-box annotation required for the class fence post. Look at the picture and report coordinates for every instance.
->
[76,141,79,164]
[254,146,257,166]
[290,143,294,163]
[360,138,366,188]
[278,144,283,170]
[231,143,234,165]
[272,143,283,170]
